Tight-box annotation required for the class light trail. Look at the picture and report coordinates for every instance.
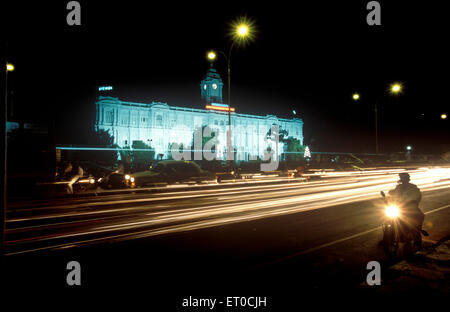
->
[5,166,450,254]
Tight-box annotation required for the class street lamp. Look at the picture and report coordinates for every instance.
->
[390,82,402,94]
[441,113,447,120]
[237,24,249,37]
[207,17,254,168]
[3,61,15,254]
[207,51,216,61]
[353,82,404,155]
[229,16,255,45]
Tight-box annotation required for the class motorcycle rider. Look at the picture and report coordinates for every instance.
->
[388,172,425,249]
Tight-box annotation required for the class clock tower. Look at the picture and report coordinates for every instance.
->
[200,64,224,104]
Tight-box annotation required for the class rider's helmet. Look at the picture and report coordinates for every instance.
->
[398,172,410,183]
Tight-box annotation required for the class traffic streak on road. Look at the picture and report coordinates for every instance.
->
[5,166,450,256]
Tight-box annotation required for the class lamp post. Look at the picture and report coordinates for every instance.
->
[207,18,254,168]
[352,82,403,155]
[207,46,234,148]
[2,61,14,255]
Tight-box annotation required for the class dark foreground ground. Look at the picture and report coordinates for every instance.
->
[3,186,449,310]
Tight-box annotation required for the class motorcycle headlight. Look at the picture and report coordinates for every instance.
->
[385,205,400,219]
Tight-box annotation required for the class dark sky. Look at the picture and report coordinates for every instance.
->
[4,0,449,153]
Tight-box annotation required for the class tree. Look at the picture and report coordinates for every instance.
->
[72,129,118,168]
[131,140,155,171]
[121,140,155,172]
[285,137,305,162]
[267,124,289,144]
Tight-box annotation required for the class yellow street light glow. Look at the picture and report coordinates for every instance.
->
[229,16,256,45]
[207,51,216,60]
[441,113,447,120]
[237,24,249,37]
[6,63,14,71]
[352,93,360,100]
[390,83,402,94]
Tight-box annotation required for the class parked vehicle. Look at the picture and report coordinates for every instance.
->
[216,169,245,183]
[98,172,134,189]
[131,160,216,187]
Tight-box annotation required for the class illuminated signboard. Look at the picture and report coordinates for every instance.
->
[206,104,235,112]
[98,86,113,91]
[210,103,229,108]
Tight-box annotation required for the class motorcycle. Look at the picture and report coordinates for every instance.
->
[380,191,428,258]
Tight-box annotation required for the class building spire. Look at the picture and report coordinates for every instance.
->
[200,64,224,104]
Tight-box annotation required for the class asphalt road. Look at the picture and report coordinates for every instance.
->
[3,167,450,307]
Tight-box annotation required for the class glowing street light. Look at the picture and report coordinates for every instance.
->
[229,16,255,45]
[237,24,249,37]
[6,63,14,72]
[207,51,216,61]
[390,82,402,94]
[352,93,360,100]
[441,113,447,120]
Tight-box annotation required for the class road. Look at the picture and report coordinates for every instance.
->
[4,166,450,304]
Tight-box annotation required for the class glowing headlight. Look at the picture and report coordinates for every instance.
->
[130,177,135,183]
[385,205,400,219]
[125,174,131,180]
[89,178,95,184]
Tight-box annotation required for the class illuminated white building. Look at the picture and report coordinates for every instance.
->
[95,66,303,161]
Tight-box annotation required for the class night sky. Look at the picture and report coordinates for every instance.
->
[4,0,449,154]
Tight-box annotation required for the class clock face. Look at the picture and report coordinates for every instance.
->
[212,83,217,90]
[203,84,207,90]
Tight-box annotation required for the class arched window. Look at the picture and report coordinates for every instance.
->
[156,115,163,127]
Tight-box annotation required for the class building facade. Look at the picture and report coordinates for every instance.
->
[95,66,303,161]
